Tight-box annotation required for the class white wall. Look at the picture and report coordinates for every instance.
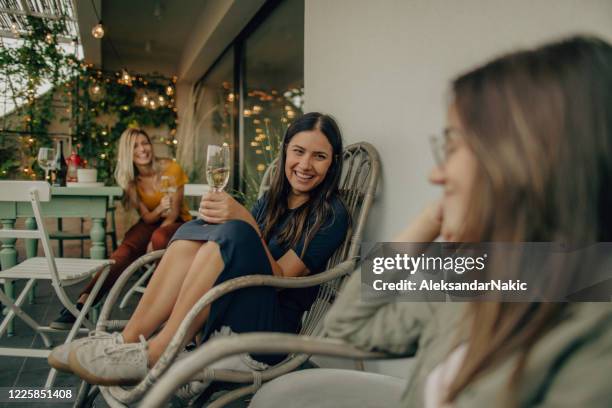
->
[304,0,612,243]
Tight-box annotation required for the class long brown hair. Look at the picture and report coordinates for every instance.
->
[446,36,612,404]
[259,112,344,254]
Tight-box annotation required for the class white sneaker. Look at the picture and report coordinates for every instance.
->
[47,331,123,373]
[68,335,149,386]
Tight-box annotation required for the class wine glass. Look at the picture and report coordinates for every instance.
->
[159,175,177,216]
[206,144,231,192]
[37,147,56,182]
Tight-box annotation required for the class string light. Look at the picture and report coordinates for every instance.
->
[88,83,105,101]
[119,69,132,86]
[92,22,105,39]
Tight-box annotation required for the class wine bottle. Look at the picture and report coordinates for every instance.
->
[55,140,68,187]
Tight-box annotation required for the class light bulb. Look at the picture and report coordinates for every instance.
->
[92,22,105,39]
[165,85,174,96]
[119,69,132,86]
[88,82,105,101]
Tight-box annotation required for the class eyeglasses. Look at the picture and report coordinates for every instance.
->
[429,128,462,166]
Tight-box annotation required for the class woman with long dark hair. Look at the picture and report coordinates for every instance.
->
[48,112,350,386]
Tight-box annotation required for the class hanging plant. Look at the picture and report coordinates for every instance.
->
[0,15,178,184]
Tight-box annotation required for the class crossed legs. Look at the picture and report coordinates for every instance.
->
[121,239,226,366]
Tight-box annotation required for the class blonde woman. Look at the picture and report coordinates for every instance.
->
[50,128,192,330]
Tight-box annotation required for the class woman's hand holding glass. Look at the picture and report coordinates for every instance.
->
[159,175,176,217]
[156,195,172,218]
[199,191,258,230]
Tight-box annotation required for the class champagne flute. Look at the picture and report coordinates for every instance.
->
[206,144,231,192]
[159,175,176,216]
[37,147,56,182]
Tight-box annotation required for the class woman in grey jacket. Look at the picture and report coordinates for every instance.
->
[252,35,612,407]
[325,35,612,407]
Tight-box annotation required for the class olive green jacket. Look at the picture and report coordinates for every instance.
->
[323,270,612,407]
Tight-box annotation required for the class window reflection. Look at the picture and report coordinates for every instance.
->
[190,48,235,186]
[243,0,304,205]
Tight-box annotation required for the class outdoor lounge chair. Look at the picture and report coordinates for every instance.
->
[0,181,112,387]
[143,334,399,408]
[73,142,380,407]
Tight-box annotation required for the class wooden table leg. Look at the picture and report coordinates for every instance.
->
[25,217,38,304]
[0,218,17,336]
[90,218,106,260]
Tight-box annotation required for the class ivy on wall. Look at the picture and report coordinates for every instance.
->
[0,15,178,184]
[0,15,74,178]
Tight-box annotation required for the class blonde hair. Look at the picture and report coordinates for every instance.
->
[114,128,157,206]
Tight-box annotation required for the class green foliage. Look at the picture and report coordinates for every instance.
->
[0,15,177,184]
[71,69,177,183]
[0,16,75,177]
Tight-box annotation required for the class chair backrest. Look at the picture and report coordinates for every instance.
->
[184,184,210,217]
[184,183,209,197]
[256,143,381,334]
[305,143,379,334]
[0,180,51,202]
[0,181,63,291]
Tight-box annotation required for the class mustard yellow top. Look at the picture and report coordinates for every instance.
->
[137,161,192,222]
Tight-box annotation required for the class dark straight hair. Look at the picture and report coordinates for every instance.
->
[259,112,345,254]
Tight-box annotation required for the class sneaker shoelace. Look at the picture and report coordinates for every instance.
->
[102,334,148,364]
[86,330,123,343]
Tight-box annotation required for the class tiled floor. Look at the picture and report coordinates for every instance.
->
[0,217,248,407]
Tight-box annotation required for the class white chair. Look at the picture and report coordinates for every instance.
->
[0,181,112,387]
[117,183,209,309]
[184,183,209,217]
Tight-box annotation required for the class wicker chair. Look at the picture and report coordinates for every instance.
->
[74,142,380,407]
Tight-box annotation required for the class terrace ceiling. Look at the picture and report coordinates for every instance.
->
[75,0,205,78]
[0,0,79,42]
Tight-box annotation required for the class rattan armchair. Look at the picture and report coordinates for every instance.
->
[74,142,380,407]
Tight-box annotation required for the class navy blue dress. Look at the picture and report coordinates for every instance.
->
[169,194,349,364]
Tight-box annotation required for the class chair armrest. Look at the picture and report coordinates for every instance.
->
[140,333,388,408]
[96,249,166,332]
[106,259,357,404]
[203,258,356,293]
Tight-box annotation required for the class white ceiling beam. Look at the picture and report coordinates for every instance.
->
[0,29,74,43]
[0,6,75,20]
